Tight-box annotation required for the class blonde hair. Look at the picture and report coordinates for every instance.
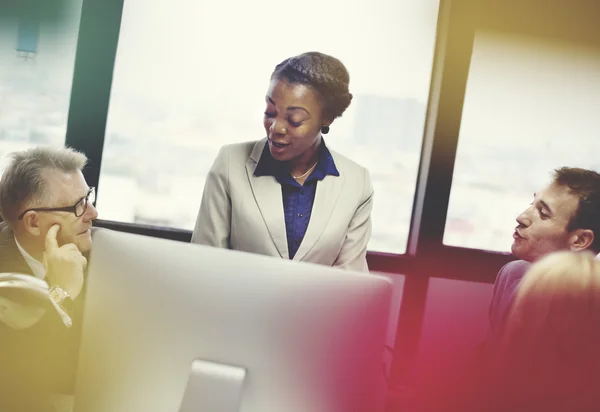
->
[497,251,600,399]
[0,146,87,225]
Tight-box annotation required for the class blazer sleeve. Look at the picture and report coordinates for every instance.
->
[333,167,374,273]
[191,146,232,248]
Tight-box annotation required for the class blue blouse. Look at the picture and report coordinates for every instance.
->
[253,140,340,258]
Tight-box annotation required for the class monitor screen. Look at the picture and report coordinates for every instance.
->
[74,229,392,412]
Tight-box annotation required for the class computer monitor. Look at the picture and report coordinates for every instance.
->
[73,229,392,412]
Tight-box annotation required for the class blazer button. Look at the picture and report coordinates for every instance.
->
[298,213,303,218]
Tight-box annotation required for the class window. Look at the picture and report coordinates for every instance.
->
[0,0,83,165]
[444,31,600,252]
[98,0,440,254]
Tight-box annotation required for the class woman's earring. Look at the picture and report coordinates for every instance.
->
[321,125,330,134]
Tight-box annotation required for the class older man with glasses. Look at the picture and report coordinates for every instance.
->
[0,146,98,412]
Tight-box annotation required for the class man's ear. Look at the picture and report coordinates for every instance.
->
[22,212,42,237]
[569,228,594,251]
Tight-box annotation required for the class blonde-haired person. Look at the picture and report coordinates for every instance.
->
[489,250,600,411]
[404,251,600,412]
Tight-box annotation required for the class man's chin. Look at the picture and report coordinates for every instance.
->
[76,234,93,253]
[510,242,524,259]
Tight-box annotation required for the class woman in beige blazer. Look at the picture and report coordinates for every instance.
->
[192,51,373,272]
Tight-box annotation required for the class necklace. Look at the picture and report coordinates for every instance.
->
[291,161,318,179]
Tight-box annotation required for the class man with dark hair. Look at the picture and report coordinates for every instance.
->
[488,167,600,345]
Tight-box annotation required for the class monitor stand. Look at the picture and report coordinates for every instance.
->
[178,359,246,412]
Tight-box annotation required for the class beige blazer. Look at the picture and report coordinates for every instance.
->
[191,138,373,272]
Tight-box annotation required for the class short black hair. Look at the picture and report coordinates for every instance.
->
[271,51,353,121]
[553,167,600,252]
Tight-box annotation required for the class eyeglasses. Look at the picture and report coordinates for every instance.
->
[18,187,96,220]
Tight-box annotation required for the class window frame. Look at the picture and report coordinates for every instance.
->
[62,0,495,389]
[62,0,599,389]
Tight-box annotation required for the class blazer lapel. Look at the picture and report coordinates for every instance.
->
[293,173,344,262]
[246,140,289,258]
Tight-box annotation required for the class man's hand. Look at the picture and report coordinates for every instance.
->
[43,225,87,300]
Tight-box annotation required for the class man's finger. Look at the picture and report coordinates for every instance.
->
[60,243,80,253]
[62,250,87,268]
[45,224,60,252]
[64,250,87,267]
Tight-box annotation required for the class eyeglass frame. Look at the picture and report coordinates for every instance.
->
[17,187,96,220]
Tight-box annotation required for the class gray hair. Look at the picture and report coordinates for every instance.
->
[0,146,88,225]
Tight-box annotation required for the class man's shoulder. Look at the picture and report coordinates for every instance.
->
[497,259,530,282]
[493,259,531,299]
[487,259,532,338]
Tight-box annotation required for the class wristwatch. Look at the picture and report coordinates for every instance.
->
[49,285,73,310]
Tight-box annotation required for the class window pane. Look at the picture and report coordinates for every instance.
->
[444,31,600,252]
[99,0,439,253]
[0,1,82,162]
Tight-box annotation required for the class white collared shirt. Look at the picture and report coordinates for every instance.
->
[14,235,46,280]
